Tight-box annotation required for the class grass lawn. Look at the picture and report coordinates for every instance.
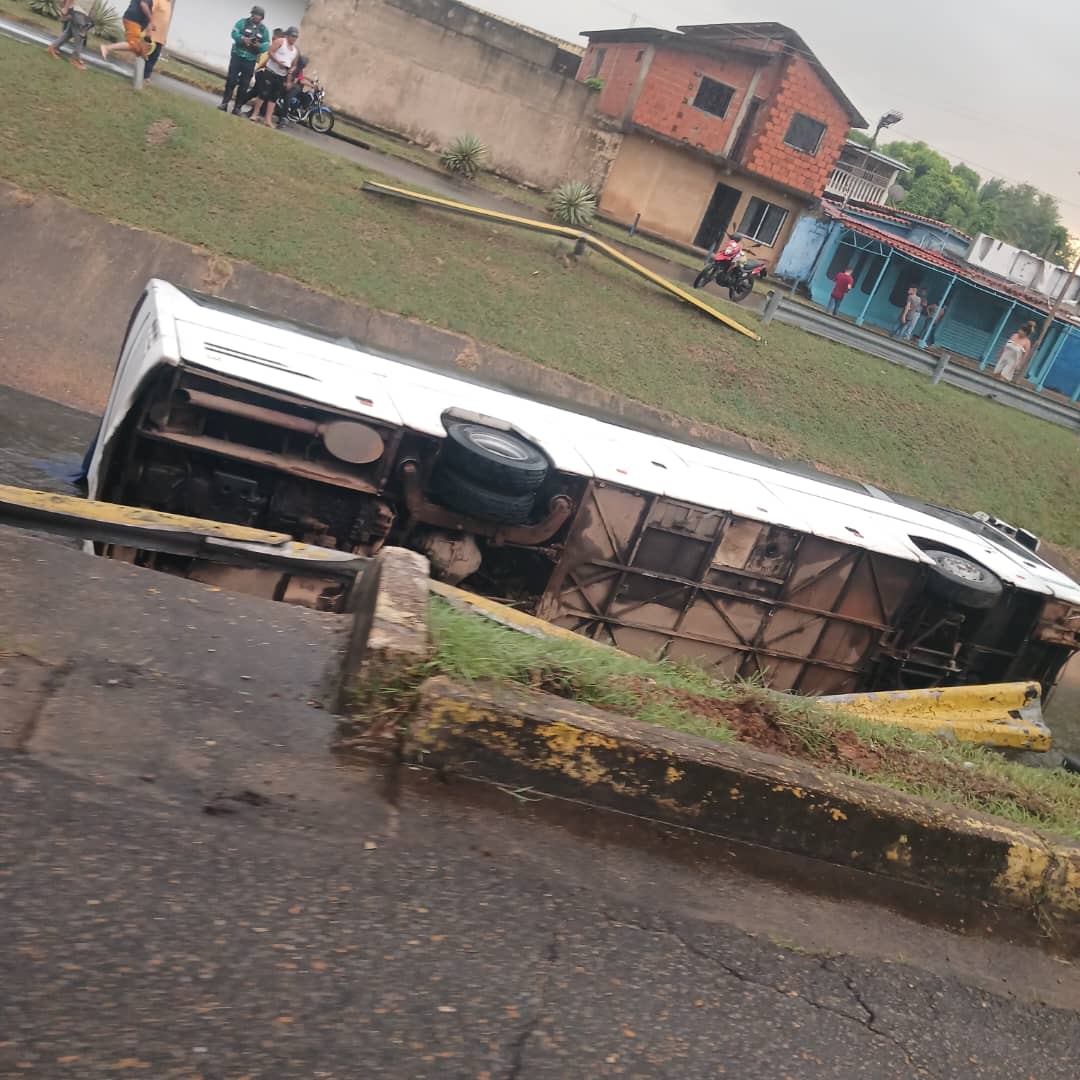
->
[419,601,1080,843]
[3,33,1079,551]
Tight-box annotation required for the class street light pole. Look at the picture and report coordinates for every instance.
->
[843,109,902,207]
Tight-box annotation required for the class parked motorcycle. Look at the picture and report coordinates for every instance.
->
[692,232,768,303]
[280,77,335,134]
[245,78,335,134]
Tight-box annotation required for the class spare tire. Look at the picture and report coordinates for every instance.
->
[442,422,549,494]
[429,463,536,525]
[923,549,1004,610]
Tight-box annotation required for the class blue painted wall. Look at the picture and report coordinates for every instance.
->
[1042,331,1080,399]
[774,215,830,281]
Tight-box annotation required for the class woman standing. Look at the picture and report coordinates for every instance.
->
[251,26,299,128]
[994,321,1035,382]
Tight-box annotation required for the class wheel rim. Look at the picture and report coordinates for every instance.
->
[469,431,530,461]
[933,552,984,582]
[310,110,332,132]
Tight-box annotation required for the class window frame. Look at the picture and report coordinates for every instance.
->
[692,76,737,121]
[783,112,827,156]
[737,197,789,248]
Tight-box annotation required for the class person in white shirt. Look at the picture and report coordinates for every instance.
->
[46,0,92,70]
[251,25,299,127]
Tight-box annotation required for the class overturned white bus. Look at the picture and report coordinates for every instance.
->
[87,281,1080,698]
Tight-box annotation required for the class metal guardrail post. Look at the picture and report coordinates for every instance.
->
[761,289,783,325]
[931,352,951,386]
[133,56,145,90]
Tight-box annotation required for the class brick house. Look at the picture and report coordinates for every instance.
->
[579,22,867,264]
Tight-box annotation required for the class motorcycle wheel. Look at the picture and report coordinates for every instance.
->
[729,278,754,303]
[308,107,335,135]
[692,266,715,289]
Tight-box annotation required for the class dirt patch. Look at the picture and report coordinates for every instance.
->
[145,118,178,147]
[594,679,1064,825]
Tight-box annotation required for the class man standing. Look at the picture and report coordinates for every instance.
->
[46,0,91,70]
[827,267,854,317]
[894,286,923,340]
[220,6,269,114]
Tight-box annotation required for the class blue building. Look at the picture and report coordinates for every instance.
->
[776,201,1080,402]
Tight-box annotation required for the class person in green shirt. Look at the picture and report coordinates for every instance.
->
[220,5,269,114]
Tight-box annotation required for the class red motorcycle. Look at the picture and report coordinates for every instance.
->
[692,232,768,303]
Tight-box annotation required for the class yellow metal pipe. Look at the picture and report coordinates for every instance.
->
[361,181,761,341]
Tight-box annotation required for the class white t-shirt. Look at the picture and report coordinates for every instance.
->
[267,41,297,76]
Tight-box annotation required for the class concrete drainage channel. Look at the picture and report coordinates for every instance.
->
[3,484,1078,946]
[341,548,1080,945]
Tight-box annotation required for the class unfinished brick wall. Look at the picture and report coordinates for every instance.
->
[629,47,761,156]
[583,37,851,201]
[580,42,642,119]
[743,55,850,198]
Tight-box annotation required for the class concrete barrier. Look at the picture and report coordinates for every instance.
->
[407,676,1080,925]
[818,682,1052,752]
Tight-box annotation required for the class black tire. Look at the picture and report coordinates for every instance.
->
[923,549,1003,609]
[693,266,715,289]
[429,465,536,525]
[729,278,754,303]
[308,107,334,134]
[442,422,548,495]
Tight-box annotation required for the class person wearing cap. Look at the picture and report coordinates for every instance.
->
[251,25,299,128]
[220,5,269,114]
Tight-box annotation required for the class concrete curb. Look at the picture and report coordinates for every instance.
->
[338,547,431,736]
[406,676,1080,925]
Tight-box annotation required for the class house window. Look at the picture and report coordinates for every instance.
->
[737,197,789,247]
[693,76,736,120]
[784,113,826,155]
[590,48,606,79]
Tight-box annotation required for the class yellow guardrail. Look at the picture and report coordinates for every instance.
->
[818,683,1052,751]
[361,180,761,342]
[0,485,369,579]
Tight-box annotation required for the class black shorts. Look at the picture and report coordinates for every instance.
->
[258,69,287,100]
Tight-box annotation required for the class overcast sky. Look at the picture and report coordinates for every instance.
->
[477,0,1080,236]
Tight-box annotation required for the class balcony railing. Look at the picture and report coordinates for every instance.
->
[824,167,889,206]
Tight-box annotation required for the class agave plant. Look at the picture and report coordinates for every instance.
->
[29,0,63,16]
[440,134,488,180]
[550,181,598,228]
[88,1,123,41]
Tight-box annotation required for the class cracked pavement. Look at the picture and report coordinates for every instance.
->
[2,389,1080,1077]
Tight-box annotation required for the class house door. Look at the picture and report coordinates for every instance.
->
[695,183,742,250]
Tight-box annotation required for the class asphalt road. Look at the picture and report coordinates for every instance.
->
[2,383,1080,1078]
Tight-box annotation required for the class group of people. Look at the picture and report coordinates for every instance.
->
[827,271,945,344]
[47,0,161,77]
[892,286,945,344]
[45,2,307,131]
[828,269,1039,382]
[219,7,306,129]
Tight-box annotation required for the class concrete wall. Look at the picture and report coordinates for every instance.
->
[168,0,309,70]
[598,133,804,261]
[744,55,850,199]
[300,0,618,190]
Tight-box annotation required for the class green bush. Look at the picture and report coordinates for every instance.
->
[89,1,122,42]
[439,134,487,180]
[550,180,597,228]
[583,76,604,92]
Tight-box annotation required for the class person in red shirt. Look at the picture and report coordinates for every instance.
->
[827,267,855,316]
